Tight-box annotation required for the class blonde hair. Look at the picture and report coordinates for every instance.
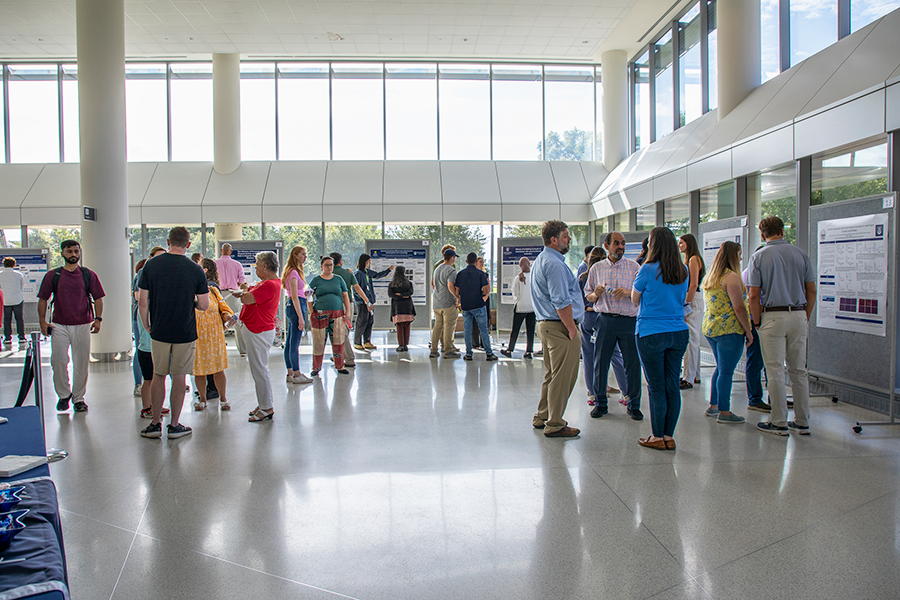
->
[701,241,744,292]
[281,246,306,289]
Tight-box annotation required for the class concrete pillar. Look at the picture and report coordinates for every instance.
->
[76,0,131,357]
[718,0,761,119]
[214,223,242,252]
[213,53,241,175]
[600,50,628,173]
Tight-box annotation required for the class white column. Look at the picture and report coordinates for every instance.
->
[718,0,761,120]
[213,53,241,175]
[76,0,131,356]
[214,223,242,248]
[601,50,628,173]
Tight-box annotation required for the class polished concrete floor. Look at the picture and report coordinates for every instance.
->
[2,330,900,600]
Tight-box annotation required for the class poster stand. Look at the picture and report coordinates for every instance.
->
[807,193,898,433]
[496,237,543,333]
[218,240,285,346]
[0,247,51,334]
[364,240,431,330]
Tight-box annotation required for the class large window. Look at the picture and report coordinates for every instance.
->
[634,51,651,151]
[126,64,168,162]
[385,64,437,160]
[636,204,656,231]
[543,66,594,161]
[613,211,631,232]
[240,63,275,161]
[331,63,384,160]
[384,225,443,268]
[653,31,675,140]
[170,63,213,162]
[266,224,324,279]
[8,64,60,163]
[749,163,797,245]
[324,225,382,270]
[61,65,79,163]
[492,65,543,160]
[791,1,837,66]
[438,64,490,160]
[812,139,888,206]
[664,195,690,237]
[851,0,900,31]
[700,181,735,224]
[594,67,603,163]
[277,63,330,160]
[707,0,718,111]
[27,227,81,269]
[761,0,780,83]
[678,4,702,126]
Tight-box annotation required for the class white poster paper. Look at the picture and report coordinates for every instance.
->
[500,245,543,304]
[701,227,743,269]
[816,212,889,336]
[370,248,428,306]
[9,250,50,303]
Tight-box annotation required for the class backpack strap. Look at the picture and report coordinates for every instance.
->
[49,266,95,320]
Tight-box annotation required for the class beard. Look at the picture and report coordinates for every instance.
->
[64,255,80,264]
[559,242,570,255]
[612,248,624,259]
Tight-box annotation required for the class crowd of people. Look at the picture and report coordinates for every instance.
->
[4,215,816,445]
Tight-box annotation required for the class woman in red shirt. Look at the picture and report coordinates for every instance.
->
[235,251,281,422]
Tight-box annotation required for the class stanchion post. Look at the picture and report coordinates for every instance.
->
[30,331,45,440]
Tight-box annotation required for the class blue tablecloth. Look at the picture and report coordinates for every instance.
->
[0,407,68,600]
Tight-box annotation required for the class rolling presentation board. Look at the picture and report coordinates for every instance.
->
[365,239,431,330]
[0,248,50,331]
[698,216,751,271]
[496,237,542,332]
[808,194,896,396]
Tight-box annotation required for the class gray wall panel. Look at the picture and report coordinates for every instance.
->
[794,91,885,159]
[732,126,794,177]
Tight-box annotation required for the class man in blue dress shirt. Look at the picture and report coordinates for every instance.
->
[530,220,584,438]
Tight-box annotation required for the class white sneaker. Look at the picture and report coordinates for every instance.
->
[292,373,314,384]
[133,385,142,397]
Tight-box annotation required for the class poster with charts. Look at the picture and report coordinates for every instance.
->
[370,248,427,306]
[701,227,743,271]
[11,250,50,303]
[501,245,543,304]
[232,243,283,286]
[816,213,888,336]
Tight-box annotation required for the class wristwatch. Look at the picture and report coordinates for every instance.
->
[94,317,102,322]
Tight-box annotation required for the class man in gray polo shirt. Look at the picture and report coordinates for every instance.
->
[747,216,816,436]
[430,248,461,358]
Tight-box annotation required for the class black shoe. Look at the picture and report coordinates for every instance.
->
[534,350,543,357]
[627,408,643,421]
[787,400,794,409]
[463,355,473,361]
[748,402,772,413]
[206,390,220,399]
[486,354,498,361]
[679,379,693,390]
[500,349,512,357]
[310,369,320,376]
[337,368,350,374]
[524,352,533,359]
[167,423,193,439]
[56,394,72,411]
[140,422,162,438]
[73,401,88,412]
[590,404,608,418]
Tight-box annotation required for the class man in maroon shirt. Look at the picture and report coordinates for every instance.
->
[37,240,105,413]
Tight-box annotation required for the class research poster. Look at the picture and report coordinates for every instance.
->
[816,212,889,336]
[702,227,743,269]
[232,242,283,286]
[12,250,50,303]
[370,248,427,306]
[623,242,644,262]
[500,245,543,304]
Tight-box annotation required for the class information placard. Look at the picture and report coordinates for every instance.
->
[500,245,543,304]
[623,242,644,262]
[370,248,427,306]
[9,250,50,303]
[231,242,284,286]
[816,213,889,336]
[701,227,743,269]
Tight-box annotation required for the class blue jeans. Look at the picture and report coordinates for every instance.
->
[132,319,142,386]
[745,323,765,405]
[463,306,493,356]
[637,329,689,438]
[706,333,746,413]
[283,301,306,371]
[581,311,628,397]
[593,314,642,411]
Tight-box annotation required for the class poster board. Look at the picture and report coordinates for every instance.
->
[0,248,50,330]
[808,194,896,395]
[699,216,750,271]
[365,239,431,330]
[218,240,285,332]
[621,232,649,262]
[496,237,542,331]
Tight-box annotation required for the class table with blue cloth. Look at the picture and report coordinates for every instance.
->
[0,406,69,600]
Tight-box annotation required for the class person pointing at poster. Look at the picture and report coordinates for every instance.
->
[747,216,816,437]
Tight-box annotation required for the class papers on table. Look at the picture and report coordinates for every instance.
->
[0,455,48,478]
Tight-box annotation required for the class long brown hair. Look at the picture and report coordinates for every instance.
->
[200,258,219,285]
[701,241,744,292]
[281,246,306,288]
[646,227,688,285]
[579,246,607,285]
[679,233,706,282]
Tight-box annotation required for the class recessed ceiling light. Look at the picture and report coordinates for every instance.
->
[582,40,589,43]
[37,38,44,42]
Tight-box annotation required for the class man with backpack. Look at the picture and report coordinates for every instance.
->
[37,240,105,413]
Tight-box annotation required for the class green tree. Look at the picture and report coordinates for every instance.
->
[538,127,593,161]
[26,227,82,269]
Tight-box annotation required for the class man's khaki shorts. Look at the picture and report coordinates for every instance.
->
[151,340,196,376]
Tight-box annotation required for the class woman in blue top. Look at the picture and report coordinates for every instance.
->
[353,253,393,350]
[631,227,689,451]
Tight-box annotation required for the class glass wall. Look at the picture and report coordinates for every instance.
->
[323,225,382,272]
[851,0,900,31]
[636,204,656,231]
[543,66,594,161]
[385,64,437,160]
[566,224,589,273]
[240,63,276,161]
[8,64,60,163]
[679,4,702,126]
[664,195,690,236]
[653,30,675,140]
[384,225,443,268]
[748,163,797,245]
[700,181,735,223]
[126,64,168,162]
[707,0,718,111]
[331,64,384,160]
[613,211,630,232]
[61,65,79,163]
[634,51,651,151]
[26,227,81,269]
[438,64,490,160]
[761,0,780,82]
[595,67,603,163]
[492,65,543,160]
[790,1,837,66]
[170,63,213,162]
[277,63,330,160]
[811,139,888,206]
[266,224,324,279]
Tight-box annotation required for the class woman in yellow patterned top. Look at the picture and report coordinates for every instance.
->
[700,241,754,424]
[193,258,236,411]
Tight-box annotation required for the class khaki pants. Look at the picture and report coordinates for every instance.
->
[222,290,245,354]
[533,320,581,434]
[682,293,703,382]
[342,303,356,365]
[759,310,810,427]
[431,306,458,354]
[50,323,91,402]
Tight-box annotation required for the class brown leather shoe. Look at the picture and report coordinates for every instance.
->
[665,439,676,451]
[533,422,546,429]
[545,426,580,438]
[638,436,667,450]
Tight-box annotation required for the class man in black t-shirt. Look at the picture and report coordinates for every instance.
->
[138,226,209,440]
[450,252,497,361]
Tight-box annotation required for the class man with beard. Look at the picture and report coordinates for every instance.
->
[37,240,106,413]
[530,220,583,438]
[584,231,643,420]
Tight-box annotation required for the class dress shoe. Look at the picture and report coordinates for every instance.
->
[665,439,676,450]
[500,348,512,357]
[533,422,546,429]
[523,352,533,359]
[627,408,643,421]
[638,437,667,450]
[590,404,608,418]
[545,426,580,438]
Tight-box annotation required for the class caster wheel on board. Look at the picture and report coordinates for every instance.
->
[832,397,839,403]
[853,425,863,434]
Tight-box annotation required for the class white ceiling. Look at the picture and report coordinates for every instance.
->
[0,0,643,61]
